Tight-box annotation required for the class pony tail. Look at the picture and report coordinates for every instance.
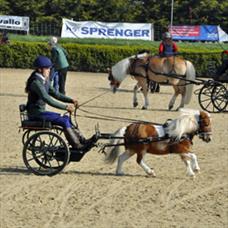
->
[185,61,196,104]
[104,127,126,164]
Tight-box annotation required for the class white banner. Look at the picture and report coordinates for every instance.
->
[0,15,29,32]
[61,19,153,40]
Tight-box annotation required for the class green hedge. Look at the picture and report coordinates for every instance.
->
[0,41,222,76]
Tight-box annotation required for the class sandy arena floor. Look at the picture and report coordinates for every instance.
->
[0,69,227,228]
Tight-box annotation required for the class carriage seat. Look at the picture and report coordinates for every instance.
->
[19,104,52,129]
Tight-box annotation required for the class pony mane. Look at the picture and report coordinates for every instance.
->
[165,108,200,139]
[111,52,149,82]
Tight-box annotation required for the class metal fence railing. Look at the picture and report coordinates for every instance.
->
[1,22,228,42]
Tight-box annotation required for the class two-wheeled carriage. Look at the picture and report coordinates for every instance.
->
[196,75,227,113]
[19,104,123,176]
[19,104,97,176]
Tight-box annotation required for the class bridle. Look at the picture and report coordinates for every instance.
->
[197,115,212,140]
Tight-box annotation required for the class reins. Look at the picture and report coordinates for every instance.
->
[67,90,162,125]
[78,107,162,125]
[78,91,110,108]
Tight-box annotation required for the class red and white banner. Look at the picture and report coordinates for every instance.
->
[171,26,200,37]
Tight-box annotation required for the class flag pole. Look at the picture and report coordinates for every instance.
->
[170,0,174,31]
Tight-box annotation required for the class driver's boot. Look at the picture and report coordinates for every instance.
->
[81,133,99,152]
[64,127,84,150]
[64,128,99,152]
[72,127,87,144]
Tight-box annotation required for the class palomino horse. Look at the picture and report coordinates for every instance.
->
[104,109,212,178]
[108,53,196,110]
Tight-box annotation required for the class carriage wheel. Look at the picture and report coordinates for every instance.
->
[23,131,70,176]
[22,127,64,145]
[198,83,220,113]
[22,130,33,145]
[211,83,228,112]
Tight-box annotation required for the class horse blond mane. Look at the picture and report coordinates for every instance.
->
[111,52,149,82]
[165,108,200,139]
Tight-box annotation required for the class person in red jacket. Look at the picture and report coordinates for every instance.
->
[159,32,178,56]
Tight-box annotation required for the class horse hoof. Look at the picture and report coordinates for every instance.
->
[116,172,124,176]
[187,173,195,178]
[194,168,200,173]
[133,102,138,107]
[168,105,173,110]
[142,106,147,110]
[147,169,156,177]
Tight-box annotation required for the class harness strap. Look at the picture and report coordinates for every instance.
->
[130,56,189,86]
[99,135,170,152]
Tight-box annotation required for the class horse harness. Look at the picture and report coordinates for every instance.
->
[129,55,190,86]
[100,120,195,154]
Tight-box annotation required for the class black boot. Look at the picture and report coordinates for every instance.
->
[81,134,99,152]
[72,127,86,144]
[64,127,84,150]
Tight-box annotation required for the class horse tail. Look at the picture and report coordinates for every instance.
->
[185,61,196,104]
[104,127,127,164]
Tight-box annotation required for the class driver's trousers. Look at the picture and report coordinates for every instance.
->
[31,111,71,128]
[30,111,85,148]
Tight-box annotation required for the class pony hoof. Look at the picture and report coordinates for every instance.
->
[142,106,147,110]
[168,106,173,110]
[187,173,195,178]
[147,170,156,177]
[133,102,138,107]
[194,168,200,173]
[116,172,124,176]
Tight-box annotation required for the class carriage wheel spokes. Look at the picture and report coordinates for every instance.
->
[23,131,70,176]
[211,83,228,112]
[22,126,64,146]
[22,130,34,145]
[198,84,220,113]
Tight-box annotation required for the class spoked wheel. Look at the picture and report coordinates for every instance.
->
[23,131,70,176]
[22,127,64,145]
[211,83,228,112]
[22,130,33,145]
[198,82,220,113]
[52,126,64,135]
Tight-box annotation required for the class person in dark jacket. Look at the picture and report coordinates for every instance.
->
[48,37,69,94]
[159,32,178,56]
[25,55,98,151]
[0,30,10,45]
[216,50,228,77]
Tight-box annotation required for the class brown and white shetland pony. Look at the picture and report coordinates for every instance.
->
[108,53,196,110]
[104,109,212,178]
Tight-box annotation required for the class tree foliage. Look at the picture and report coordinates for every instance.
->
[1,0,227,33]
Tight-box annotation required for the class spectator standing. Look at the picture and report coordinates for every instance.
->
[0,30,10,45]
[48,37,69,94]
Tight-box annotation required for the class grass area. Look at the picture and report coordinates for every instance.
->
[9,33,228,52]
